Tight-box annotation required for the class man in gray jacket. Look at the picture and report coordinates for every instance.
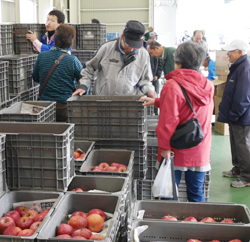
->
[73,20,156,97]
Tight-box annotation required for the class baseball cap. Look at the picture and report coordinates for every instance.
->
[149,31,157,38]
[123,20,145,49]
[222,39,248,52]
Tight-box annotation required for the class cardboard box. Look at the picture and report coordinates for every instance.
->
[215,50,231,76]
[214,121,229,135]
[214,95,222,111]
[213,79,226,98]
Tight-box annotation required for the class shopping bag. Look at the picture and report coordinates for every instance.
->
[152,159,175,198]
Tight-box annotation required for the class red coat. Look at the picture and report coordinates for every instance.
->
[155,69,214,167]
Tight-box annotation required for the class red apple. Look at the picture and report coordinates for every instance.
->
[15,206,29,217]
[71,188,84,192]
[183,216,197,222]
[40,208,50,215]
[187,240,202,242]
[118,164,127,169]
[92,166,104,171]
[98,163,110,170]
[30,221,42,231]
[57,223,74,236]
[34,213,46,222]
[16,217,33,230]
[106,166,118,172]
[68,216,87,230]
[162,215,178,221]
[88,209,106,221]
[71,211,88,220]
[72,235,87,239]
[90,234,106,240]
[5,210,20,223]
[78,153,86,160]
[111,162,120,168]
[72,228,92,239]
[18,229,34,237]
[209,240,221,242]
[56,234,72,238]
[118,166,127,172]
[87,214,104,232]
[0,216,15,234]
[74,151,81,159]
[3,226,22,236]
[23,210,38,221]
[221,218,235,223]
[200,217,216,223]
[229,240,242,242]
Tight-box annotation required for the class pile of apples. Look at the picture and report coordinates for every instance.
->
[92,162,127,172]
[74,149,86,160]
[188,240,241,242]
[0,206,49,237]
[162,215,235,223]
[55,208,106,240]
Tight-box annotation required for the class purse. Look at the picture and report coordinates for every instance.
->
[37,52,67,100]
[170,83,204,149]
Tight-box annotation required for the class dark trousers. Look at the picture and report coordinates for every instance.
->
[152,79,159,115]
[175,170,206,202]
[56,103,68,122]
[229,123,250,182]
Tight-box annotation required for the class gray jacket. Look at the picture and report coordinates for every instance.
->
[79,38,154,95]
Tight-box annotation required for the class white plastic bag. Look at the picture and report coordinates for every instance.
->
[152,159,174,198]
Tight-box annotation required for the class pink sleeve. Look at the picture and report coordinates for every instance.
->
[33,39,42,53]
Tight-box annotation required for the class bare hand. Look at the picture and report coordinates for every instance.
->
[148,91,157,98]
[153,76,158,82]
[26,31,37,43]
[72,88,86,96]
[161,149,171,161]
[139,96,155,106]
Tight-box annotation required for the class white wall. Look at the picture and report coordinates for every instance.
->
[154,1,177,47]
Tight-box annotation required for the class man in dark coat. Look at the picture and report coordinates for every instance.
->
[218,39,250,188]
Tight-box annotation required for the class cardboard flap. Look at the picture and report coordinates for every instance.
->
[213,79,227,86]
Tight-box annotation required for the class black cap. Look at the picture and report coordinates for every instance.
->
[123,20,145,49]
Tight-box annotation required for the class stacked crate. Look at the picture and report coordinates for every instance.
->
[0,24,13,56]
[13,24,46,54]
[71,24,106,94]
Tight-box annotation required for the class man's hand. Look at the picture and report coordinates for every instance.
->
[148,91,157,98]
[153,76,158,82]
[72,88,86,96]
[26,31,37,43]
[139,96,155,106]
[161,149,171,161]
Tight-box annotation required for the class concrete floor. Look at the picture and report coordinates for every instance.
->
[209,128,250,209]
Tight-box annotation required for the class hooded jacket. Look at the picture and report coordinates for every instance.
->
[155,69,214,167]
[79,38,154,95]
[217,54,250,125]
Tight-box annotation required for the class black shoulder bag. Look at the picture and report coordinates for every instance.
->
[170,84,204,149]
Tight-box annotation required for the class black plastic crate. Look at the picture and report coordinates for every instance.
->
[0,54,38,94]
[76,24,106,50]
[71,49,96,66]
[37,193,122,242]
[0,24,13,56]
[136,179,209,202]
[66,24,77,49]
[80,149,134,178]
[0,101,56,122]
[0,122,75,191]
[0,61,9,103]
[68,95,147,140]
[13,24,46,54]
[131,220,250,242]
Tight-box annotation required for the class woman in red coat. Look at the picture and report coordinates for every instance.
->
[141,41,214,202]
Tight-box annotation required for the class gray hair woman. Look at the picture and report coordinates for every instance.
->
[141,41,214,202]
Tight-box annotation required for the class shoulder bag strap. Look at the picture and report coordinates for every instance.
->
[177,83,197,116]
[38,52,67,98]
